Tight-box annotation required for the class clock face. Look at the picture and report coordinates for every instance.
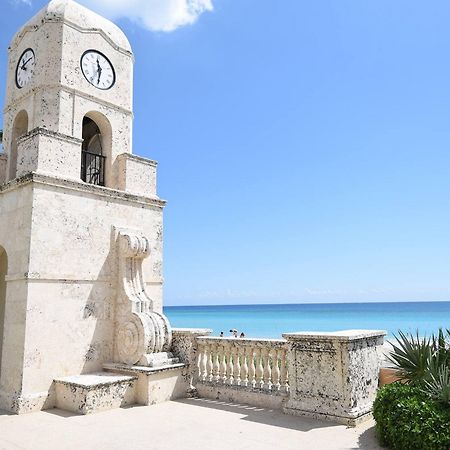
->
[16,48,36,89]
[81,50,116,90]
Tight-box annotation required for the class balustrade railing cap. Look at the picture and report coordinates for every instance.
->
[282,329,387,341]
[172,328,213,336]
[196,336,287,344]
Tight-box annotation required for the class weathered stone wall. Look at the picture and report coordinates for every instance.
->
[0,180,33,413]
[0,1,167,414]
[283,330,386,426]
[16,128,83,180]
[115,154,157,198]
[0,155,7,185]
[171,328,213,392]
[0,173,165,413]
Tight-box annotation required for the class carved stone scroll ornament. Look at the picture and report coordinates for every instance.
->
[114,229,174,366]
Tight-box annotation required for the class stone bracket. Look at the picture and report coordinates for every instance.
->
[113,227,172,366]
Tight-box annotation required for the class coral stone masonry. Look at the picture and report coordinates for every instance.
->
[0,0,177,414]
[282,330,386,425]
[0,0,386,425]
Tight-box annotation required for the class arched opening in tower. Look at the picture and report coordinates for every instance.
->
[9,110,28,181]
[81,116,105,186]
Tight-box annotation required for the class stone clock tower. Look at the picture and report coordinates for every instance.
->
[0,0,182,415]
[2,0,133,186]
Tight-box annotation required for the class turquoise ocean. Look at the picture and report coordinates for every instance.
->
[164,301,450,339]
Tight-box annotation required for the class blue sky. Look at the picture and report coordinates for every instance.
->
[2,1,450,305]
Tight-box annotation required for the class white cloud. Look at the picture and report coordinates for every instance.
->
[10,0,32,5]
[78,0,213,32]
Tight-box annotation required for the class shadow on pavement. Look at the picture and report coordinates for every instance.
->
[177,397,338,432]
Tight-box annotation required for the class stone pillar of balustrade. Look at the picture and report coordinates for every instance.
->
[171,328,213,394]
[282,330,386,426]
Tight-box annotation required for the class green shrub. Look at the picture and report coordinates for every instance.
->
[373,383,450,450]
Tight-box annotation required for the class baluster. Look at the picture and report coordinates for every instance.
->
[279,348,289,392]
[198,343,207,382]
[203,343,210,382]
[241,346,249,387]
[228,345,235,385]
[262,347,272,390]
[234,346,242,386]
[256,347,264,389]
[196,342,202,381]
[248,347,256,388]
[213,342,221,383]
[207,343,214,382]
[272,348,281,391]
[221,343,228,384]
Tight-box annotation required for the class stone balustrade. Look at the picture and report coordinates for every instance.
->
[172,329,386,425]
[196,337,289,394]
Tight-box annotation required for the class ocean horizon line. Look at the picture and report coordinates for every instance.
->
[165,299,450,308]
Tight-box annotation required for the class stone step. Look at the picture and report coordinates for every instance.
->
[53,372,137,415]
[103,362,187,406]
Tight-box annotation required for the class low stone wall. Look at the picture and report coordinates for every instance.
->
[169,328,387,425]
[171,328,213,393]
[0,154,6,184]
[283,330,386,425]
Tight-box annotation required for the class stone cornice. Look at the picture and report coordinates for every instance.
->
[17,127,83,145]
[172,328,213,336]
[5,271,164,284]
[116,153,158,167]
[4,84,133,117]
[282,330,387,342]
[0,172,167,209]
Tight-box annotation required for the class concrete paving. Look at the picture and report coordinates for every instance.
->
[0,399,383,450]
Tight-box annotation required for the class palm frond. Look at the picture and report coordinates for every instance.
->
[422,363,450,406]
[387,330,432,384]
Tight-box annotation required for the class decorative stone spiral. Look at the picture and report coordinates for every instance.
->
[114,229,173,366]
[116,313,148,365]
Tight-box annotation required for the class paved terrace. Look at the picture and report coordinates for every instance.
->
[0,399,381,450]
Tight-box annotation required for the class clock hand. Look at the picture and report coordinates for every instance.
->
[21,57,33,70]
[96,59,103,84]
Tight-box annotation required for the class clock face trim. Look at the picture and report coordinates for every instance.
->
[80,50,116,91]
[16,48,36,89]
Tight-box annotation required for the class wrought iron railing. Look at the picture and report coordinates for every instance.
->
[81,151,105,186]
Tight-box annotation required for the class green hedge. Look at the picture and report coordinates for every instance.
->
[373,383,450,450]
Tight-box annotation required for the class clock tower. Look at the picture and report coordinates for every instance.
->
[0,0,178,415]
[3,0,134,187]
